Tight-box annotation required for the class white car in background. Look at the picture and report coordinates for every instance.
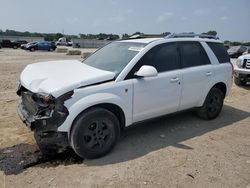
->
[234,54,250,85]
[17,34,233,159]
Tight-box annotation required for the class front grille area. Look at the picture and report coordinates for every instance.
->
[245,59,250,69]
[21,92,38,116]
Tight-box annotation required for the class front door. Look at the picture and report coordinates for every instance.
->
[127,42,182,123]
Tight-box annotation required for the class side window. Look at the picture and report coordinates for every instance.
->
[207,42,230,63]
[125,42,180,79]
[179,42,210,68]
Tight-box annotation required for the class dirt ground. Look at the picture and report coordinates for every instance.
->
[0,48,249,188]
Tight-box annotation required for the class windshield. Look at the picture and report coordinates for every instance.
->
[228,46,240,52]
[27,42,37,45]
[83,42,146,75]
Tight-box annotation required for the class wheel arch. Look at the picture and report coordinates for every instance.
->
[68,103,126,140]
[57,91,132,138]
[198,81,227,106]
[212,82,227,98]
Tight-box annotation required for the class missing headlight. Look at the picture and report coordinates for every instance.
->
[54,91,73,115]
[32,93,55,107]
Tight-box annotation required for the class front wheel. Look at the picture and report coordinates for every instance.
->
[30,47,35,52]
[197,88,224,120]
[71,108,120,159]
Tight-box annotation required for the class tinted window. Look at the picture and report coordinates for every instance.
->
[240,46,247,53]
[126,42,180,78]
[179,42,210,68]
[207,42,230,63]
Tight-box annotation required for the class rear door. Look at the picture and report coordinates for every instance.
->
[43,42,50,50]
[38,42,48,50]
[126,42,182,122]
[178,41,214,110]
[37,42,44,50]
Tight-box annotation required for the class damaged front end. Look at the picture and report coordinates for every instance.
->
[17,85,73,154]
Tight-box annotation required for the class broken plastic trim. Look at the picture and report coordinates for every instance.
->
[17,85,73,130]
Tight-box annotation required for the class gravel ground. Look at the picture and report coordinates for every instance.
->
[0,48,249,188]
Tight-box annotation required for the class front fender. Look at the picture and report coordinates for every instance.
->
[57,93,129,133]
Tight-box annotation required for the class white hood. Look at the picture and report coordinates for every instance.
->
[239,53,250,60]
[20,60,115,97]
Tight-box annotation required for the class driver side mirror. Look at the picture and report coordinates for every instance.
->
[135,65,158,77]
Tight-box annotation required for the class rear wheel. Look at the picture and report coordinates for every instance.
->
[30,47,35,52]
[197,88,224,120]
[71,108,120,159]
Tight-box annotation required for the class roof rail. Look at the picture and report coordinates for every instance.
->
[165,33,219,40]
[127,34,165,40]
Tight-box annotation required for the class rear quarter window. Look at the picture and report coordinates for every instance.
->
[207,42,230,63]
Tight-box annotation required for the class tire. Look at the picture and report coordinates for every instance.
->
[48,48,53,51]
[13,45,17,49]
[197,88,224,120]
[234,77,246,86]
[30,47,35,52]
[71,107,120,159]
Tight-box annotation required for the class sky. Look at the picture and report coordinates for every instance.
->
[0,0,250,41]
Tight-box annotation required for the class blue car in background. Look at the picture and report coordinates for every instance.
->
[26,41,57,52]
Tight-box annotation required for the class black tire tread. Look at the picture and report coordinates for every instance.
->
[197,88,224,120]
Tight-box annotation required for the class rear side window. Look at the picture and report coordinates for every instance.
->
[207,42,230,63]
[125,42,180,79]
[179,42,210,68]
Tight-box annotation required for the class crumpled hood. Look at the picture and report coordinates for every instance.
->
[20,60,115,97]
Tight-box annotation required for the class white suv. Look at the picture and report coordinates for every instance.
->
[17,34,233,159]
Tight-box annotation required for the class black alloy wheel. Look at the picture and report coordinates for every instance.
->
[197,88,224,120]
[71,108,120,159]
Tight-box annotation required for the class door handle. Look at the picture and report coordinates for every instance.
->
[205,72,212,76]
[170,77,179,83]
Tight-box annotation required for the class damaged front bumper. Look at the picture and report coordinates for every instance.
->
[16,87,72,153]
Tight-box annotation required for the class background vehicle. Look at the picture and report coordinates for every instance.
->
[26,41,56,51]
[0,39,23,49]
[17,34,232,159]
[242,47,250,55]
[228,46,248,58]
[56,37,72,46]
[234,54,250,86]
[21,41,37,49]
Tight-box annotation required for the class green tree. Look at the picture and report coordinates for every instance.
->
[132,32,144,36]
[202,30,217,36]
[122,33,129,39]
[55,33,64,40]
